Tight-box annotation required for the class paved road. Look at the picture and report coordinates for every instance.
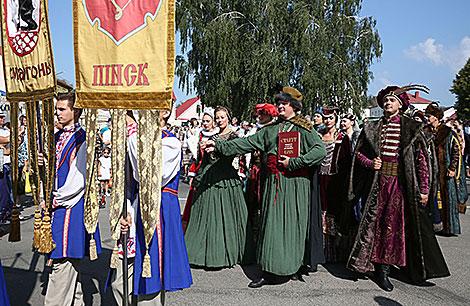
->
[1,180,470,305]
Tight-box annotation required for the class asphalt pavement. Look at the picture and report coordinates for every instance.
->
[1,180,470,305]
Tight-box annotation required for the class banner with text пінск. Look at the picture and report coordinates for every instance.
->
[0,0,56,102]
[73,0,175,110]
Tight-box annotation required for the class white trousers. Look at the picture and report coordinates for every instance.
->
[44,258,83,306]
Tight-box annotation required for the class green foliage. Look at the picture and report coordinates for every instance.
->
[176,0,382,119]
[450,57,470,119]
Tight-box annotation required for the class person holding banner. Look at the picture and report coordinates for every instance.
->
[111,109,192,305]
[40,92,102,306]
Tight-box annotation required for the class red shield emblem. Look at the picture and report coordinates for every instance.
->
[4,0,41,57]
[84,0,162,46]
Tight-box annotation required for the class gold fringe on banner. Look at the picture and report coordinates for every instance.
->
[38,99,56,254]
[142,251,152,278]
[137,111,162,278]
[33,209,42,249]
[25,102,42,248]
[26,101,55,253]
[89,238,98,261]
[109,109,126,241]
[110,244,120,269]
[38,212,55,253]
[8,102,20,242]
[83,108,100,260]
[108,110,126,268]
[41,99,56,213]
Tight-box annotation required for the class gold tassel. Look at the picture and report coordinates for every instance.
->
[38,212,55,254]
[142,251,152,278]
[110,245,120,269]
[8,206,21,242]
[33,209,42,249]
[89,238,98,261]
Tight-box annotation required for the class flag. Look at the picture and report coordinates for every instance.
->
[0,0,56,102]
[74,0,175,109]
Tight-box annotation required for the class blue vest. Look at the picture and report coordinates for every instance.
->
[133,130,192,294]
[50,128,102,259]
[0,258,9,306]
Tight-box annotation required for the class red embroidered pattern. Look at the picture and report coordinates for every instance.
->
[127,122,137,137]
[56,123,81,171]
[63,209,72,257]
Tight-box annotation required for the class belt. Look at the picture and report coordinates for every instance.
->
[266,154,309,206]
[380,161,398,176]
[266,154,309,177]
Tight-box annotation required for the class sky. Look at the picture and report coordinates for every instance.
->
[48,0,470,107]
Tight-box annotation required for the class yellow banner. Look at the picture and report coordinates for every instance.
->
[73,0,175,110]
[0,0,56,102]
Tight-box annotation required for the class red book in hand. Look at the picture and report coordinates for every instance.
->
[278,131,300,158]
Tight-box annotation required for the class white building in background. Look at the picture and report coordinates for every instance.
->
[176,97,202,122]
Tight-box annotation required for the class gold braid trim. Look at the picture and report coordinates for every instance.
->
[25,102,42,249]
[109,110,126,241]
[42,99,55,209]
[76,92,172,110]
[288,114,314,131]
[167,0,175,90]
[265,114,313,131]
[38,100,55,254]
[137,111,162,278]
[84,109,100,260]
[8,102,20,242]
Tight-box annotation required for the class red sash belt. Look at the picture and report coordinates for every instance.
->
[266,154,309,177]
[266,154,309,205]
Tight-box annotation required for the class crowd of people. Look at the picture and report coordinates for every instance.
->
[179,85,468,292]
[0,84,469,304]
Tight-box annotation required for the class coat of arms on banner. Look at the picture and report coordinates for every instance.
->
[4,0,41,56]
[84,0,162,46]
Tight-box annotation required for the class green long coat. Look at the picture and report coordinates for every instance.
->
[216,115,326,275]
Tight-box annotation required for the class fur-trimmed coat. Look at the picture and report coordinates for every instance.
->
[347,115,449,283]
[425,124,468,234]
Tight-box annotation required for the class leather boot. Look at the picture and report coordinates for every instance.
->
[375,264,394,292]
[248,278,268,288]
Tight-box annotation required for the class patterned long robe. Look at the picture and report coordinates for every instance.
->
[425,124,468,235]
[347,114,449,283]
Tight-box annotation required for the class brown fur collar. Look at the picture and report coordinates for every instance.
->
[266,114,313,131]
[436,124,451,147]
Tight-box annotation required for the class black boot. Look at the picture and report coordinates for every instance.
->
[248,277,268,288]
[375,264,394,292]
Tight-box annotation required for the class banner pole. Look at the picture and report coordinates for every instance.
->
[122,138,129,306]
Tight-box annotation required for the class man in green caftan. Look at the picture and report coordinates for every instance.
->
[206,87,326,287]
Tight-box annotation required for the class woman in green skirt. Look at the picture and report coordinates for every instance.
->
[185,106,254,268]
